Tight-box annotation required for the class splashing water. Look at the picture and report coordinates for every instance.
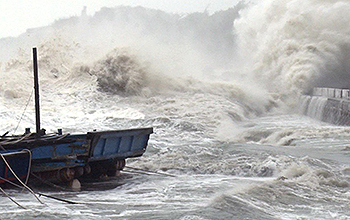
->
[234,0,350,107]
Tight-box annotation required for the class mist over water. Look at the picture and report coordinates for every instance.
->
[1,1,350,219]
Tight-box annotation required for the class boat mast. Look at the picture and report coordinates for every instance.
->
[33,47,41,135]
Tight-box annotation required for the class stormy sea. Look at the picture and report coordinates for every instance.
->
[1,0,350,219]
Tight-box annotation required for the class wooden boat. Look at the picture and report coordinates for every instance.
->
[0,48,153,188]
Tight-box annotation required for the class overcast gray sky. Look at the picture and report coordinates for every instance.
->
[0,0,240,38]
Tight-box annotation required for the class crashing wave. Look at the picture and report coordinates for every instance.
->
[87,48,148,96]
[234,0,350,107]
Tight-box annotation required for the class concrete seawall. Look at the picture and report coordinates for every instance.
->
[312,87,350,99]
[300,87,350,125]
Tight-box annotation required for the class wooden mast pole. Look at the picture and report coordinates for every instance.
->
[33,47,41,135]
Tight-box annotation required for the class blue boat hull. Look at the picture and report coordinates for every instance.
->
[88,128,152,161]
[84,128,153,178]
[0,150,30,185]
[0,127,153,183]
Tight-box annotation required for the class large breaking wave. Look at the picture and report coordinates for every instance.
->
[234,0,350,103]
[0,3,271,113]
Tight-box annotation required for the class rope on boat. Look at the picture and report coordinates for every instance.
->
[37,192,80,204]
[1,132,33,145]
[22,149,32,187]
[1,131,9,137]
[30,173,69,191]
[56,133,69,141]
[0,151,44,204]
[121,169,154,176]
[0,145,5,151]
[124,166,176,177]
[14,89,33,134]
[0,176,79,205]
[0,132,33,147]
[0,131,8,151]
[0,186,26,209]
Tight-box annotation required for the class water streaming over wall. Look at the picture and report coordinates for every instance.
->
[299,95,328,121]
[299,87,350,125]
